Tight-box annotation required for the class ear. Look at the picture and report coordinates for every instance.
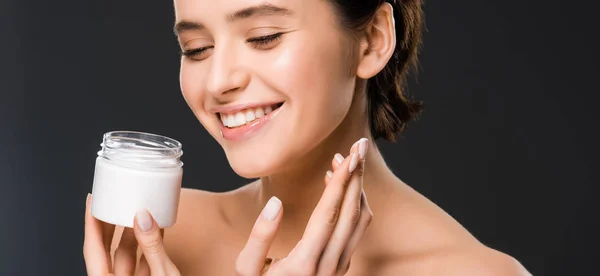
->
[356,3,396,79]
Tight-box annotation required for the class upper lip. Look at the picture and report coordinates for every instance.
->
[210,101,283,114]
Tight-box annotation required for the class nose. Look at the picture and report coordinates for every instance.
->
[205,45,250,99]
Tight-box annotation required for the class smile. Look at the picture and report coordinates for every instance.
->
[218,102,283,128]
[216,102,284,141]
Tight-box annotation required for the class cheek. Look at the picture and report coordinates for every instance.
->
[179,62,219,136]
[223,31,356,178]
[268,32,355,140]
[180,61,195,105]
[180,61,203,109]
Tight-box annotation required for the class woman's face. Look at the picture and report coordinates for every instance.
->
[174,0,359,178]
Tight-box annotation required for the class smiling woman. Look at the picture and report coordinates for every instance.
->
[82,0,532,275]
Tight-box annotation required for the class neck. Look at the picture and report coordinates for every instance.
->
[256,90,397,235]
[258,140,393,223]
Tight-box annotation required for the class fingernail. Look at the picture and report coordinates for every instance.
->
[334,153,344,164]
[262,197,282,221]
[135,210,153,232]
[358,138,368,160]
[350,141,359,153]
[348,152,359,173]
[86,193,91,206]
[326,170,333,179]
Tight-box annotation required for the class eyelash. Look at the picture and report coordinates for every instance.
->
[181,33,283,60]
[247,32,283,48]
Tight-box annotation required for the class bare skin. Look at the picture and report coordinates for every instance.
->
[85,0,531,274]
[161,185,525,275]
[99,108,529,275]
[105,141,529,275]
[162,143,527,275]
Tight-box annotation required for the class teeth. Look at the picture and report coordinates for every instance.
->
[220,104,280,128]
[235,113,246,126]
[245,110,256,121]
[221,115,231,127]
[255,107,265,118]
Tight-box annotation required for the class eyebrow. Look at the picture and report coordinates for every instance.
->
[227,3,292,21]
[174,3,292,35]
[173,20,204,35]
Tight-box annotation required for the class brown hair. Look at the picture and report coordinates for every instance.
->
[331,0,425,141]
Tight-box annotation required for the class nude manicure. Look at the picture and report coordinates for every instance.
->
[334,153,344,164]
[358,138,368,160]
[351,141,359,153]
[348,153,359,173]
[262,196,282,221]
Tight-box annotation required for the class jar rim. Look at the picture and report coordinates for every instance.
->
[98,131,183,169]
[104,131,181,153]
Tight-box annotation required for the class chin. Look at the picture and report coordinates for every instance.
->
[226,153,283,179]
[207,102,293,179]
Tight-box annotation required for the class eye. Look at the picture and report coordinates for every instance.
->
[246,33,283,50]
[181,46,213,61]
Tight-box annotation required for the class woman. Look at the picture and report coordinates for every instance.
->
[84,0,531,275]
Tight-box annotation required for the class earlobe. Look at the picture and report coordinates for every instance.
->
[356,3,396,79]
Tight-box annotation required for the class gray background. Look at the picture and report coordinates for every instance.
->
[1,0,598,275]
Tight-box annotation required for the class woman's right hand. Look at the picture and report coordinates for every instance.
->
[236,138,373,276]
[83,194,181,276]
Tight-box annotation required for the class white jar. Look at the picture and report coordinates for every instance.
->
[91,131,183,228]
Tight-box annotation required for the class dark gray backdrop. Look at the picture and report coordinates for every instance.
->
[1,0,598,275]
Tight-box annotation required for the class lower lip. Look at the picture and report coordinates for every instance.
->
[220,105,283,141]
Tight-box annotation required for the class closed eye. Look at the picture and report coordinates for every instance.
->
[246,33,283,49]
[181,32,283,61]
[181,46,213,61]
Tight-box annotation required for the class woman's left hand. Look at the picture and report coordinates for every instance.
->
[235,138,373,276]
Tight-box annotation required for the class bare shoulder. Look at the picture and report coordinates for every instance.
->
[358,180,530,275]
[162,188,233,268]
[163,189,220,242]
[162,185,258,273]
[429,246,531,276]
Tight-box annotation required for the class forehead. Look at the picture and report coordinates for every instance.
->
[173,0,324,23]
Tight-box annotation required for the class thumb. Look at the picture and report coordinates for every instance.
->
[133,209,176,274]
[236,196,283,275]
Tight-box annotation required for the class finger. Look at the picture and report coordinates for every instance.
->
[103,223,116,250]
[331,153,344,171]
[133,209,178,274]
[332,139,361,171]
[290,151,357,266]
[337,190,373,274]
[236,196,283,275]
[317,139,368,275]
[135,255,150,276]
[324,170,333,185]
[113,227,138,276]
[103,222,116,269]
[327,137,364,185]
[83,193,112,276]
[325,153,345,186]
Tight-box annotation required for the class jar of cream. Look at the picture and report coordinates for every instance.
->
[90,131,183,228]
